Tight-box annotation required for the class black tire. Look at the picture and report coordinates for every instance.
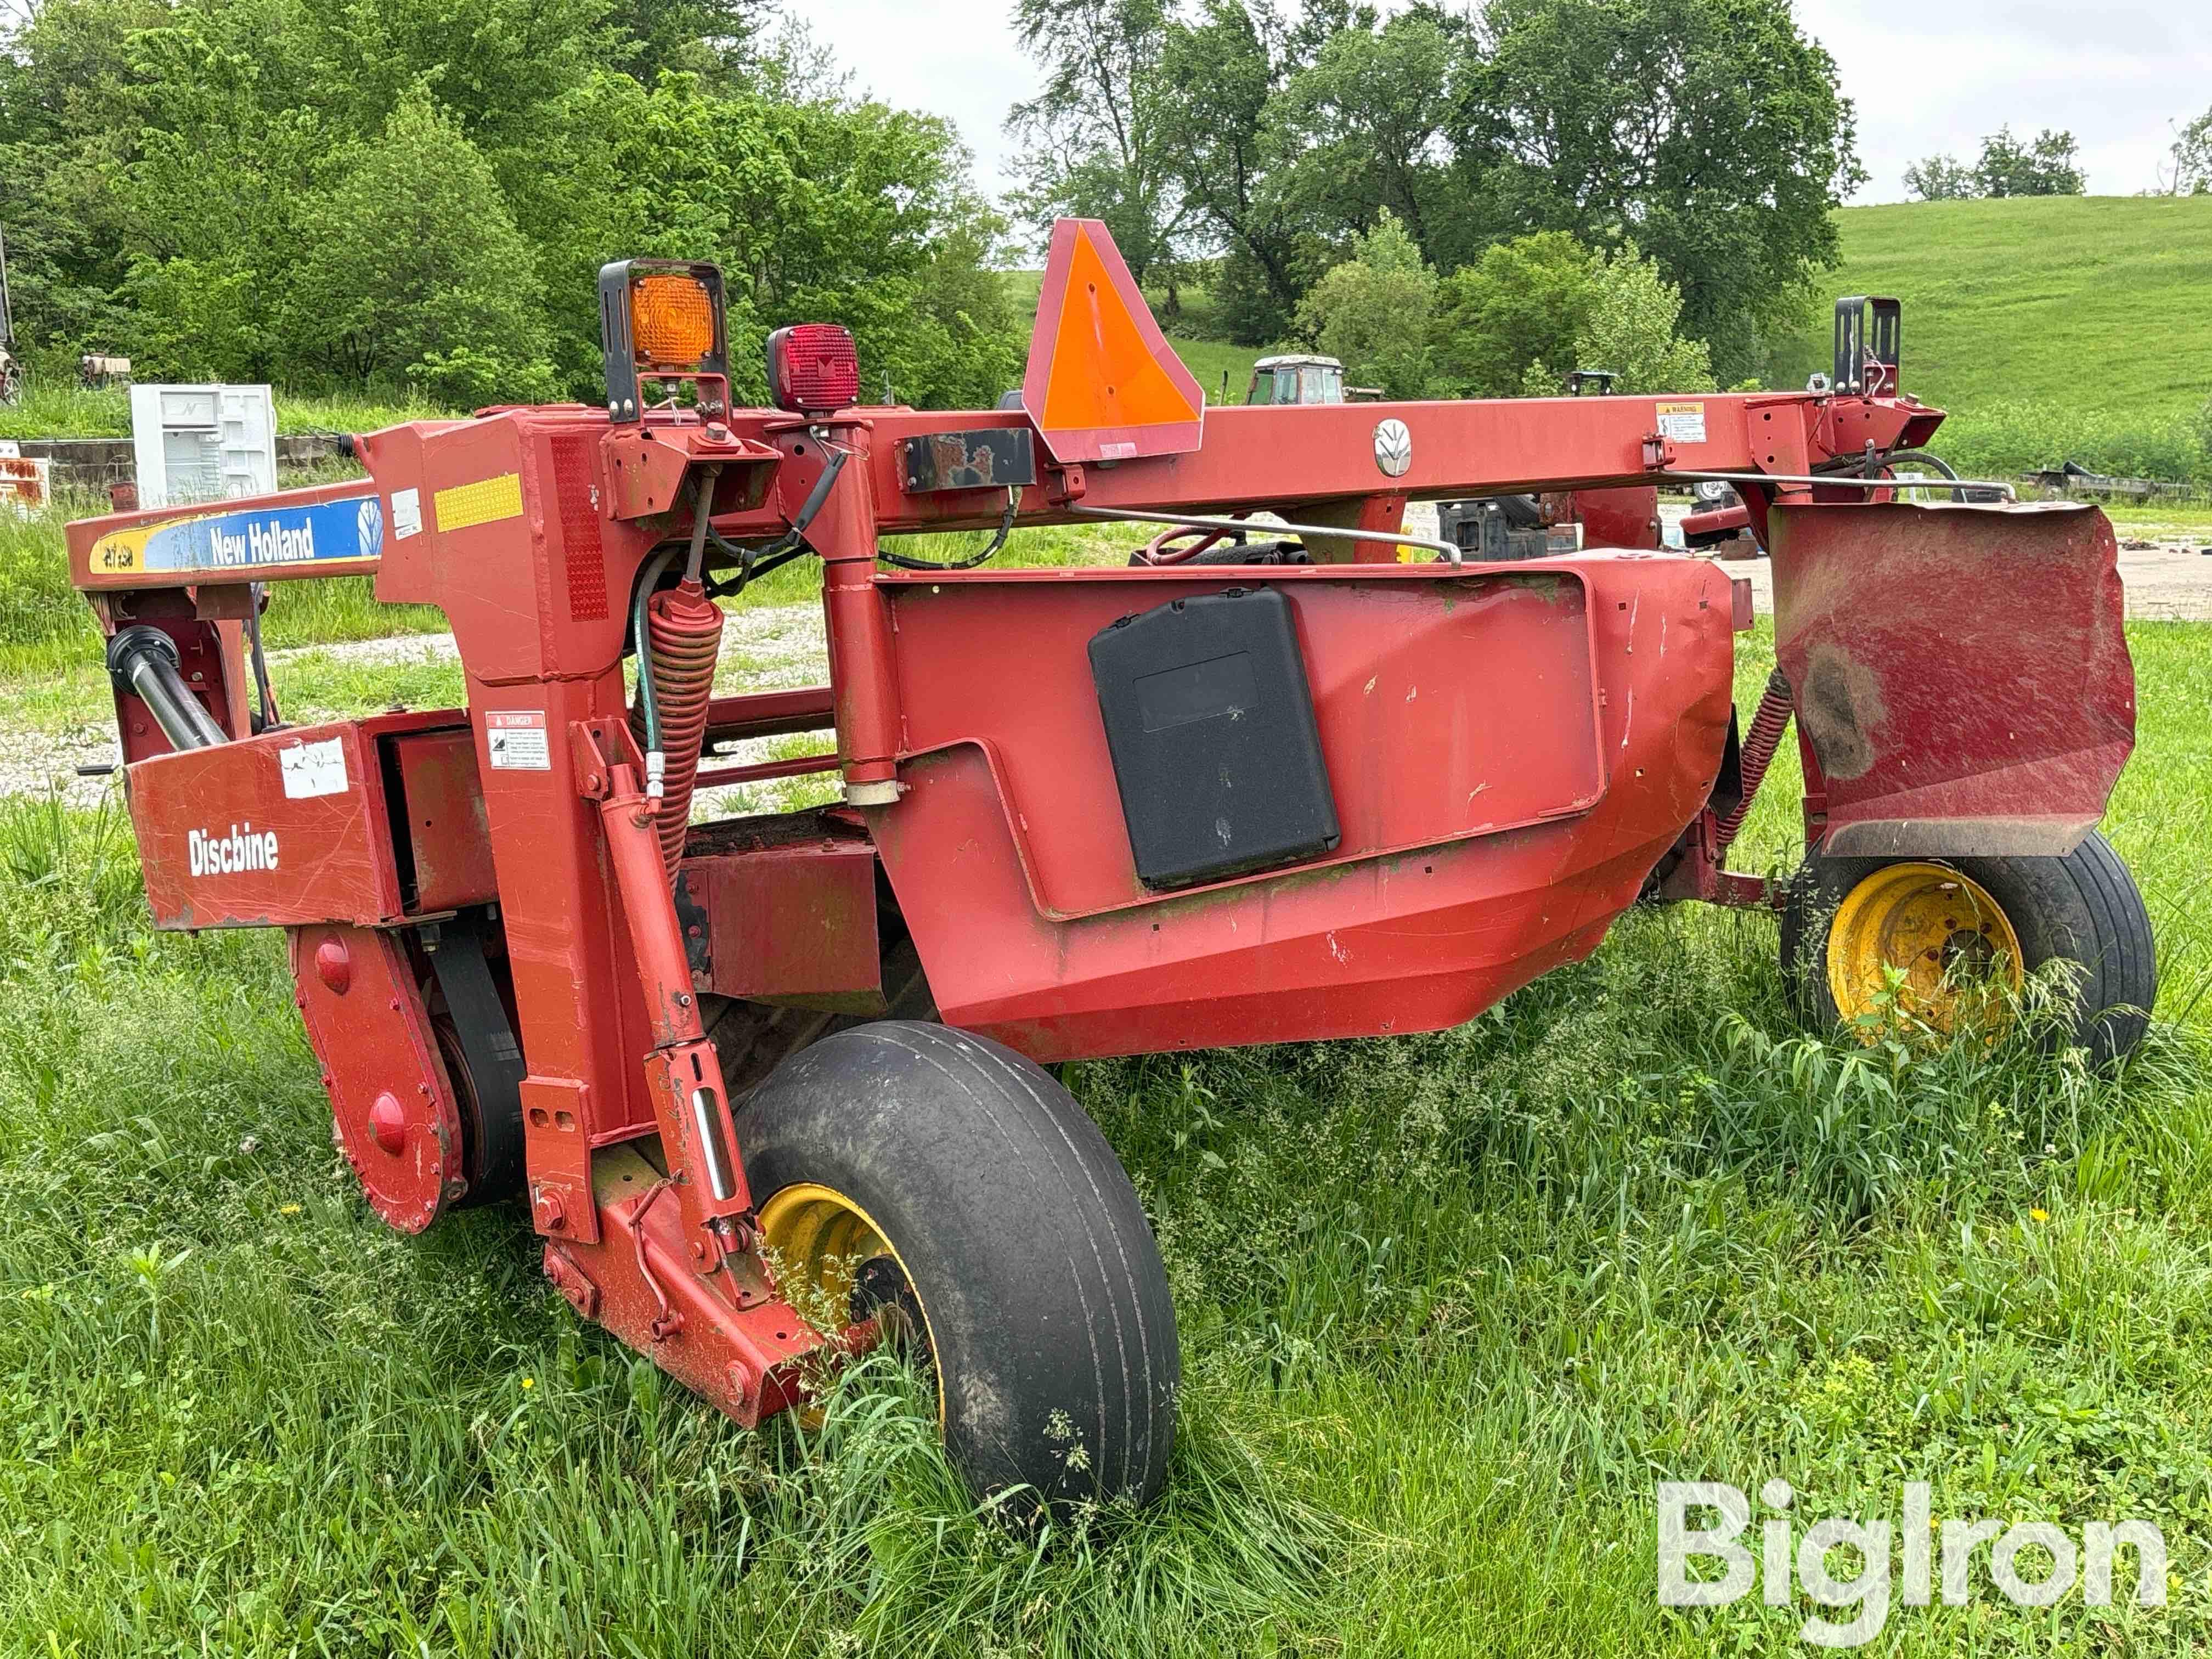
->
[1781,830,2155,1065]
[735,1020,1179,1511]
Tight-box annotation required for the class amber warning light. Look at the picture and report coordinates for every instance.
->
[630,274,717,367]
[599,258,730,422]
[766,324,860,416]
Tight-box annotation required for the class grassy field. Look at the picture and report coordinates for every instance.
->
[0,383,458,442]
[3,560,2211,1652]
[1766,196,2212,473]
[1767,196,2212,419]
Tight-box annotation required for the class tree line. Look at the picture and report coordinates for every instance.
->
[1006,0,1865,387]
[0,0,1026,407]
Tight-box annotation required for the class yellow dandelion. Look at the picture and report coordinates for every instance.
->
[279,1204,302,1216]
[521,1377,535,1390]
[2029,1209,2050,1223]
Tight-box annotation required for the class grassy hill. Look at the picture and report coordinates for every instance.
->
[1768,195,2212,421]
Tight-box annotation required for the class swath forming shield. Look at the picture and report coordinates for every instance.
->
[1768,500,2134,858]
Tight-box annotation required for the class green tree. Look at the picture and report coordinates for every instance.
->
[1277,9,1466,265]
[1522,240,1712,395]
[1974,126,2085,197]
[0,0,1027,406]
[290,88,556,399]
[1005,0,1192,291]
[1292,210,1437,398]
[1429,230,1597,397]
[1903,153,1977,201]
[1152,0,1331,343]
[1459,0,1860,383]
[2159,108,2212,196]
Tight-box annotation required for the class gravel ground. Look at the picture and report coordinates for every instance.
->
[9,520,2212,806]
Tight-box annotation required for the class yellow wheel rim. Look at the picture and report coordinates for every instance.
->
[1826,862,2024,1039]
[755,1181,942,1425]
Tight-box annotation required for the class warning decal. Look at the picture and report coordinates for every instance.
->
[1655,402,1708,444]
[279,736,350,799]
[486,709,551,771]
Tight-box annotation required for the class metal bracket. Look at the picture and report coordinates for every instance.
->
[900,429,1037,493]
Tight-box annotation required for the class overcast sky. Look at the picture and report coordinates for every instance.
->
[785,1,2212,222]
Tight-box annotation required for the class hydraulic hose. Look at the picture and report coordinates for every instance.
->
[629,545,681,787]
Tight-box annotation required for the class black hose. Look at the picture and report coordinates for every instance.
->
[629,546,681,754]
[1813,447,1967,501]
[878,486,1019,571]
[698,443,853,600]
[243,582,282,730]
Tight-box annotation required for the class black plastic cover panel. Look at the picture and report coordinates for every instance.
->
[1088,587,1340,890]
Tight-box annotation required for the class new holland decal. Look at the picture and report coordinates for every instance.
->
[87,492,384,576]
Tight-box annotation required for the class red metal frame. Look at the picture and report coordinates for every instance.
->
[64,221,2136,1432]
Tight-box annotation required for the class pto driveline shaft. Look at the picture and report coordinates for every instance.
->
[106,625,228,751]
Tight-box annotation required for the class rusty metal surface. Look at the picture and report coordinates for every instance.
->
[1770,501,2132,857]
[899,428,1037,493]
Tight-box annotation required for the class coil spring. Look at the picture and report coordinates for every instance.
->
[1712,668,1793,859]
[633,578,724,874]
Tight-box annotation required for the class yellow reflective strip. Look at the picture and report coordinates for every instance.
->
[433,472,524,533]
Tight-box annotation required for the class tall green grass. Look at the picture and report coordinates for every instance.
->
[1929,399,2210,489]
[0,383,458,442]
[2,622,2210,1651]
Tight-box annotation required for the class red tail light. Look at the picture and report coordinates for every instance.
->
[766,324,860,415]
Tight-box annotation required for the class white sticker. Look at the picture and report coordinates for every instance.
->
[391,487,423,540]
[279,736,349,799]
[0,441,19,459]
[486,709,550,770]
[1656,402,1707,444]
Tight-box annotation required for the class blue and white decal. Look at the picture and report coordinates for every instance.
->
[88,490,384,576]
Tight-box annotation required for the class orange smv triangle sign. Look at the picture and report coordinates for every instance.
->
[1020,219,1205,465]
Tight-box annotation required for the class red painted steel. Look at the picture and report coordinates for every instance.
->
[866,557,1733,1058]
[127,720,402,929]
[390,726,499,913]
[1570,486,1662,550]
[65,216,2142,1443]
[1769,501,2133,857]
[682,819,884,1013]
[291,924,465,1232]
